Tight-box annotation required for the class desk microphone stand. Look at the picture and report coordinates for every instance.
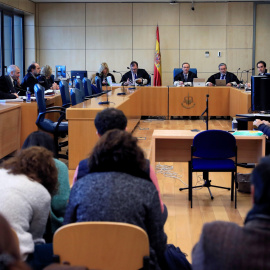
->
[98,81,109,105]
[118,83,126,96]
[200,94,209,130]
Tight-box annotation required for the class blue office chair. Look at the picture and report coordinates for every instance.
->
[95,76,102,93]
[59,80,71,108]
[173,68,197,81]
[70,88,84,106]
[34,84,68,159]
[82,78,103,98]
[180,130,237,208]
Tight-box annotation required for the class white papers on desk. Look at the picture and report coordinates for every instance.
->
[0,98,23,103]
[112,83,122,87]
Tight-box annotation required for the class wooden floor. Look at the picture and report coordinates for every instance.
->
[69,119,253,263]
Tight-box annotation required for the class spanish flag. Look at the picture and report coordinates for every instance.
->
[154,25,162,86]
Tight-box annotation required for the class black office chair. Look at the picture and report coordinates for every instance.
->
[82,78,103,98]
[70,88,84,106]
[180,130,237,208]
[34,84,68,159]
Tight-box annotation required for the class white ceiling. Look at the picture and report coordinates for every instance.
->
[30,0,269,3]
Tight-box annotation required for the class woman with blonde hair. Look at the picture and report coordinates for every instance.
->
[38,65,59,90]
[96,62,116,86]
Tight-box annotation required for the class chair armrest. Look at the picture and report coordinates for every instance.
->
[47,106,66,111]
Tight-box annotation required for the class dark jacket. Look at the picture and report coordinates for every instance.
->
[37,75,52,90]
[21,72,38,93]
[97,73,116,85]
[64,171,167,270]
[0,75,21,99]
[207,72,240,85]
[121,69,150,85]
[174,71,197,83]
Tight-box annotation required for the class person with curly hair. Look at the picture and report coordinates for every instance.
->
[37,65,59,90]
[0,147,58,270]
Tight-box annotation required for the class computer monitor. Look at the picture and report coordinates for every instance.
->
[71,70,88,83]
[251,75,270,112]
[55,65,66,79]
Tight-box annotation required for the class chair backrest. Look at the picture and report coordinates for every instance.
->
[34,84,47,116]
[53,222,149,270]
[193,130,236,159]
[95,76,102,93]
[147,74,151,86]
[173,68,198,79]
[70,88,83,106]
[59,80,71,106]
[82,78,93,96]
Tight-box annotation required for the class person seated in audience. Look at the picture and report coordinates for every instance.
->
[0,213,30,270]
[253,119,270,155]
[64,129,167,269]
[174,62,197,86]
[22,131,70,239]
[0,65,23,99]
[73,108,167,222]
[206,63,240,86]
[121,61,150,86]
[0,147,58,270]
[96,62,116,86]
[192,155,270,270]
[21,62,41,93]
[37,65,59,90]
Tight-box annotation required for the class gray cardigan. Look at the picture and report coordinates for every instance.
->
[64,171,167,269]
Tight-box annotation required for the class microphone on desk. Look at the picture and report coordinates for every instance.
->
[112,70,123,78]
[236,68,241,78]
[127,67,130,70]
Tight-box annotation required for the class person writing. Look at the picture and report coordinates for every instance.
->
[96,62,116,86]
[121,61,150,86]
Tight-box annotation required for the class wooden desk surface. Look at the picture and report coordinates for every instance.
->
[0,104,21,158]
[151,129,265,165]
[66,88,141,169]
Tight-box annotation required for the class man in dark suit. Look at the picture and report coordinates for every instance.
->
[192,156,270,270]
[257,60,267,75]
[174,62,197,85]
[206,63,240,86]
[21,63,41,93]
[121,61,149,86]
[0,65,22,99]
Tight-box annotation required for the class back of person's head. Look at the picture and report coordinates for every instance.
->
[94,108,127,136]
[251,156,270,207]
[88,129,149,180]
[40,65,52,78]
[22,131,57,157]
[0,214,30,270]
[1,146,58,195]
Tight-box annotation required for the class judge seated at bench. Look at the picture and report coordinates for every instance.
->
[206,63,240,86]
[0,65,22,99]
[174,62,197,86]
[121,61,149,86]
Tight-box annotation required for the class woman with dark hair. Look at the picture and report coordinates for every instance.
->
[22,131,70,236]
[64,130,167,269]
[0,147,58,270]
[0,214,30,270]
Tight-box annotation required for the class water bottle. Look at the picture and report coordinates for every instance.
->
[69,80,72,91]
[26,87,31,103]
[232,117,238,131]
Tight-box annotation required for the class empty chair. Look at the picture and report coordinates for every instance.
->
[59,80,71,108]
[180,130,237,208]
[70,88,83,106]
[53,222,150,270]
[34,84,68,159]
[82,77,92,96]
[95,76,102,93]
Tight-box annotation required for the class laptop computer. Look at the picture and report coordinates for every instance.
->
[193,78,205,87]
[215,79,226,86]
